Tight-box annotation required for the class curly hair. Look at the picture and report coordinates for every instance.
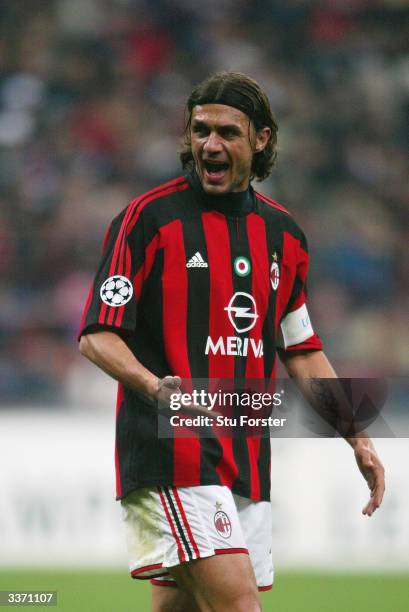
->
[180,71,278,181]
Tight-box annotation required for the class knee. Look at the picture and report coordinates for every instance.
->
[152,585,200,612]
[234,592,261,612]
[155,604,198,612]
[214,588,261,612]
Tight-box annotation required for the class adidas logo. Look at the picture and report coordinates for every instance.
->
[186,252,208,268]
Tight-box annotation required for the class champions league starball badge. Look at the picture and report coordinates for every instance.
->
[100,275,133,307]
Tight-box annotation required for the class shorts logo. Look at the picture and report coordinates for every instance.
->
[270,262,280,291]
[214,511,232,539]
[234,256,251,277]
[100,275,133,307]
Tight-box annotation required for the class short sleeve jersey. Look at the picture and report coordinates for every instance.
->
[79,172,322,501]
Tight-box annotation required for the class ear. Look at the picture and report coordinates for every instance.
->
[254,127,271,153]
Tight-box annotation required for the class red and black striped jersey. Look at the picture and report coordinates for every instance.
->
[79,171,322,501]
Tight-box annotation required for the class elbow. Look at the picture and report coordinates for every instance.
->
[79,335,91,358]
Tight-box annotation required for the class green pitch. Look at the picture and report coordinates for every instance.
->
[0,570,408,611]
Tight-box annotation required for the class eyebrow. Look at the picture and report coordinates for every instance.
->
[191,120,243,134]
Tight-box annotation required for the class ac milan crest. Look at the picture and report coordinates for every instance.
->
[214,511,232,538]
[270,261,280,291]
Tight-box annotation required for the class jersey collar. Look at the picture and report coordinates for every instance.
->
[186,169,255,217]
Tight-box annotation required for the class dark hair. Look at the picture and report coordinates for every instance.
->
[180,71,278,181]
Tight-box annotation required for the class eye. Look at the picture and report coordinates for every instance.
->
[219,127,239,139]
[192,124,209,137]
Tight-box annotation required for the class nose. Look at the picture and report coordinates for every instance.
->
[203,131,223,154]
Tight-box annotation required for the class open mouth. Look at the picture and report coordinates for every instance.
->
[202,160,229,183]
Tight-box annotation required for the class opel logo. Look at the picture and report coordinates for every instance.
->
[224,292,259,333]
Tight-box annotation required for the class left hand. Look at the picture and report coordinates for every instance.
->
[354,443,385,516]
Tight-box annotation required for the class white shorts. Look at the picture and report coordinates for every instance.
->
[121,484,273,591]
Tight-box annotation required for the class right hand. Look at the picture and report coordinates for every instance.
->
[156,376,220,417]
[157,375,182,407]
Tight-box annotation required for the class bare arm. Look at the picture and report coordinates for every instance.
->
[280,349,385,516]
[79,331,180,403]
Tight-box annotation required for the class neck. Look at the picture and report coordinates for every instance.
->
[187,169,254,217]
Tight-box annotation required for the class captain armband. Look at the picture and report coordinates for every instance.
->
[277,303,315,349]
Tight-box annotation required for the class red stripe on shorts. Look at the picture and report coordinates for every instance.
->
[214,548,249,555]
[158,487,186,563]
[171,487,200,559]
[131,563,166,578]
[150,578,177,587]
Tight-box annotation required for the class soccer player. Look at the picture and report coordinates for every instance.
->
[79,72,385,612]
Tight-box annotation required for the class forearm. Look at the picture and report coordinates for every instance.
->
[79,331,159,401]
[280,349,336,378]
[281,348,385,514]
[281,350,360,438]
[346,431,376,452]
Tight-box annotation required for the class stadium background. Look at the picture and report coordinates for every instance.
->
[0,0,408,610]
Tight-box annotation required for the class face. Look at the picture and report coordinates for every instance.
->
[190,104,271,195]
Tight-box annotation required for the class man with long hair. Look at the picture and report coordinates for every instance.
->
[79,72,385,611]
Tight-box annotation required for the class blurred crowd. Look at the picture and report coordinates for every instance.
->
[0,0,408,405]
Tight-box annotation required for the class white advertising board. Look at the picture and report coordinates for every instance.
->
[0,410,408,570]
